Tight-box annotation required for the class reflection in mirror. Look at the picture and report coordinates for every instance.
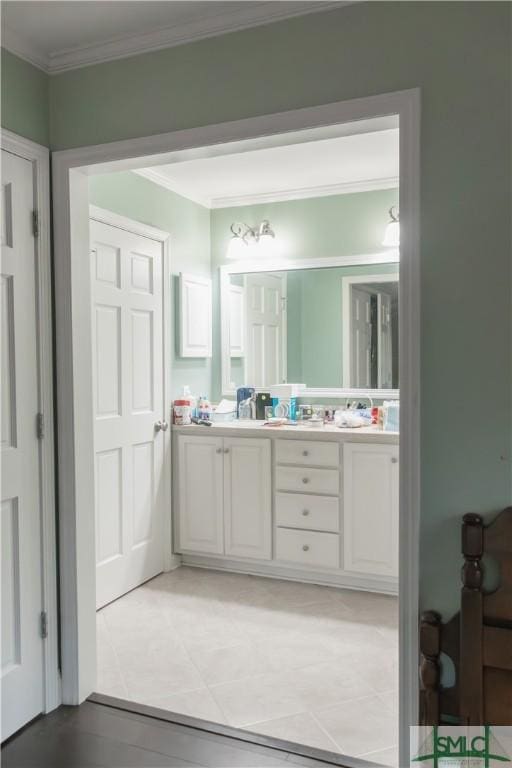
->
[225,263,399,392]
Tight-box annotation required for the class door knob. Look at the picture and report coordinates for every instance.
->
[155,420,169,432]
[302,509,310,516]
[302,544,310,552]
[302,450,309,457]
[391,457,398,464]
[302,477,309,484]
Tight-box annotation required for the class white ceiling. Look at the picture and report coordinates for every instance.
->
[1,0,346,73]
[135,127,399,208]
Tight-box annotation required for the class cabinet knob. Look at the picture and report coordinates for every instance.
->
[224,448,229,454]
[302,509,310,516]
[302,477,309,484]
[302,544,310,552]
[302,450,309,457]
[391,457,398,464]
[216,448,222,454]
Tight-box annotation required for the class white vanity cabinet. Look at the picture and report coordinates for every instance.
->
[174,425,399,594]
[177,434,271,560]
[343,442,399,578]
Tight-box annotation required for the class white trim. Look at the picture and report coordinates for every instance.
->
[2,2,348,75]
[211,177,399,209]
[133,169,211,209]
[52,89,420,766]
[181,553,398,596]
[220,253,400,398]
[88,206,174,572]
[1,129,60,714]
[134,168,399,209]
[89,205,170,243]
[341,272,399,389]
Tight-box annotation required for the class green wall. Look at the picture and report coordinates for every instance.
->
[2,2,511,616]
[88,172,211,400]
[210,188,399,399]
[1,49,49,146]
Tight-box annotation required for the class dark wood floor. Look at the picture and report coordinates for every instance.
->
[1,699,373,768]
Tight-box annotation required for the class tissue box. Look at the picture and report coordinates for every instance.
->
[211,399,237,423]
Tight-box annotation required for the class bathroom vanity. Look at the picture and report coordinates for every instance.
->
[172,422,399,595]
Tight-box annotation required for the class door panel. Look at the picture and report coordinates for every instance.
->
[245,273,285,388]
[90,219,165,608]
[1,150,44,740]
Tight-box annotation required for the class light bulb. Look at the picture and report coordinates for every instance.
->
[382,220,400,247]
[226,236,248,260]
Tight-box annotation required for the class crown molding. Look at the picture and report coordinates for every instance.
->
[2,2,349,75]
[1,26,49,72]
[133,168,212,208]
[134,168,398,209]
[210,176,399,208]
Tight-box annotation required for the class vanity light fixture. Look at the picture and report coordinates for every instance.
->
[226,220,275,259]
[382,206,400,247]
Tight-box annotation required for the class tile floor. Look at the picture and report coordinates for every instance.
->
[96,567,398,765]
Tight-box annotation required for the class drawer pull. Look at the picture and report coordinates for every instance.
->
[302,450,309,457]
[302,477,309,484]
[302,509,310,516]
[216,448,222,454]
[391,457,398,464]
[302,544,310,552]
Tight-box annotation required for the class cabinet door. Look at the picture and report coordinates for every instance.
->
[224,437,272,560]
[179,273,212,357]
[343,443,398,577]
[178,435,224,554]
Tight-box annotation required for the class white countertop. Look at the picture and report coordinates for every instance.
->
[172,420,399,442]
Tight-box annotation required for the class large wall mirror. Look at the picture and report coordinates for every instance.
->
[220,254,399,397]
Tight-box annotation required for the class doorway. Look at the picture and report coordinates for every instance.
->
[53,90,420,765]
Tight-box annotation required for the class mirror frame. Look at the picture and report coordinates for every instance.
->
[220,251,400,399]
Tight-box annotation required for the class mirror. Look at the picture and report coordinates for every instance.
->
[221,259,399,394]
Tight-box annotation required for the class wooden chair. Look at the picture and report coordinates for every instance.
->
[419,508,512,725]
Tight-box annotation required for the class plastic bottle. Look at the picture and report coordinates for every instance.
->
[183,385,197,418]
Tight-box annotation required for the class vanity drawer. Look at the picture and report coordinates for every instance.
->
[275,466,339,496]
[275,528,340,569]
[275,439,339,468]
[275,492,339,532]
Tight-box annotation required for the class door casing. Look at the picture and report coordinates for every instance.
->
[52,90,421,766]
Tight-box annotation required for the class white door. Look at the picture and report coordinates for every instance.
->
[378,292,393,389]
[90,219,166,609]
[343,442,399,577]
[245,273,284,387]
[350,287,372,388]
[177,434,224,554]
[1,150,44,739]
[224,437,271,560]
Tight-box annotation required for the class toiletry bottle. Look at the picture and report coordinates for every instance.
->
[183,385,197,418]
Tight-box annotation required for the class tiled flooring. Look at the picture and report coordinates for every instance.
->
[96,567,398,765]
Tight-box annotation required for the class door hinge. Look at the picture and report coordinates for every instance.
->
[32,210,39,238]
[40,611,48,639]
[36,412,44,439]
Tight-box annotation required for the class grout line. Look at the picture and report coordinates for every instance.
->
[310,710,347,754]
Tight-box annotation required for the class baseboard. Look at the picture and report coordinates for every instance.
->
[179,553,398,595]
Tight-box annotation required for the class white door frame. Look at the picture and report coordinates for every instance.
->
[89,205,175,574]
[341,272,399,388]
[1,129,60,715]
[52,89,420,764]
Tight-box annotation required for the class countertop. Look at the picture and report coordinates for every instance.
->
[172,420,399,442]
